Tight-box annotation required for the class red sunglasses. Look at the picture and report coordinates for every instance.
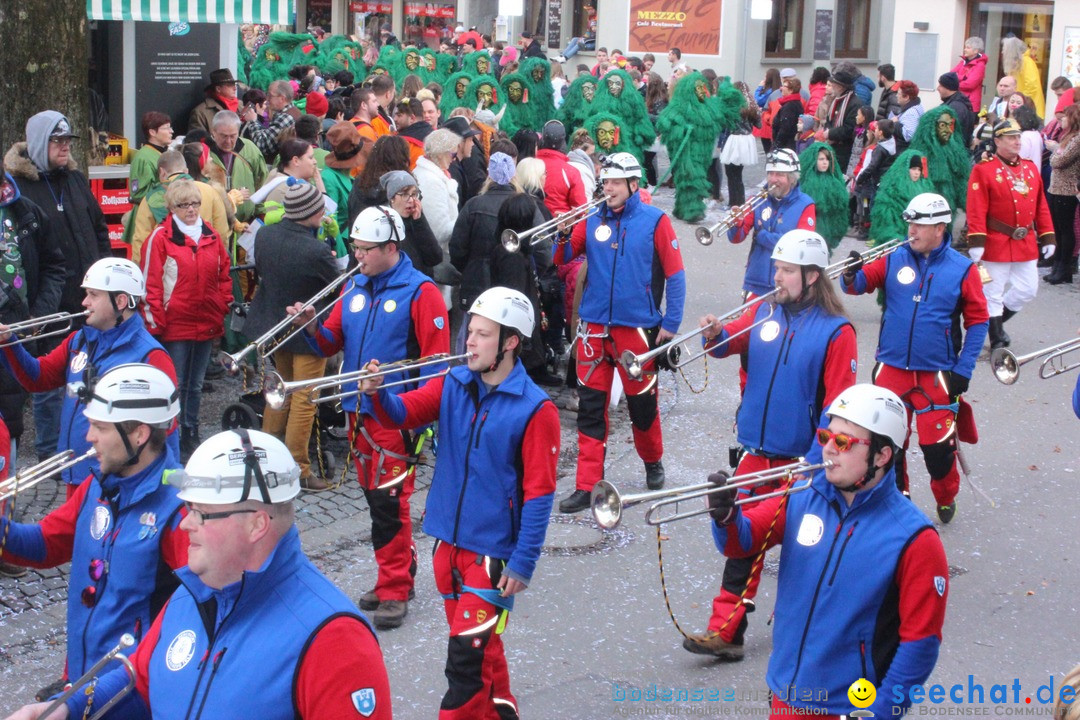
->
[816,428,871,453]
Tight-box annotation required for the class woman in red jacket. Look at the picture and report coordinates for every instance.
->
[140,178,232,459]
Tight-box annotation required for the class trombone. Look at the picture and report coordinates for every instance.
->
[0,310,90,348]
[263,352,473,410]
[501,195,610,253]
[0,448,98,503]
[619,289,780,380]
[824,237,913,279]
[220,264,362,373]
[39,633,136,720]
[990,337,1080,385]
[695,186,772,246]
[591,459,830,529]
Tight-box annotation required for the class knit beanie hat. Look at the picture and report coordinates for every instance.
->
[938,72,960,92]
[284,180,324,222]
[488,152,515,185]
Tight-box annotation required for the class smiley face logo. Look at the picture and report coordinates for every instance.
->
[848,678,876,709]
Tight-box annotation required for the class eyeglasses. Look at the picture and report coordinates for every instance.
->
[175,201,202,210]
[816,428,872,453]
[81,558,108,607]
[49,137,73,146]
[395,190,422,201]
[351,243,383,256]
[184,502,259,525]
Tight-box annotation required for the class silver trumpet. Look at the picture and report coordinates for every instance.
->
[0,310,90,348]
[590,459,831,529]
[990,337,1080,385]
[501,195,610,252]
[39,633,136,720]
[220,264,362,373]
[263,352,473,410]
[0,448,98,503]
[825,237,914,279]
[695,187,772,246]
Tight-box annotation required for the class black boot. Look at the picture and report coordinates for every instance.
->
[987,317,1009,350]
[1043,263,1072,284]
[1001,307,1017,323]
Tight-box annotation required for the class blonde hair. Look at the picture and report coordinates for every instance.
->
[1054,663,1080,720]
[516,157,547,195]
[164,178,201,211]
[1001,37,1027,76]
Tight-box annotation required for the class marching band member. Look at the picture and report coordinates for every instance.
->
[707,384,948,719]
[0,259,179,498]
[841,193,988,523]
[361,287,559,720]
[965,118,1055,349]
[553,152,686,513]
[5,430,392,720]
[684,230,857,660]
[0,365,186,704]
[291,205,449,629]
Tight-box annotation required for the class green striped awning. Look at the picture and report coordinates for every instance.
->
[87,0,294,25]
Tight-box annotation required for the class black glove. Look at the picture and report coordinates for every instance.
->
[946,370,970,397]
[706,470,737,526]
[843,250,864,280]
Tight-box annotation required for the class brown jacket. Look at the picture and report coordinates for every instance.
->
[188,95,230,136]
[1049,134,1080,196]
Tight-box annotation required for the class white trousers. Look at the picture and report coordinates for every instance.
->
[982,259,1038,316]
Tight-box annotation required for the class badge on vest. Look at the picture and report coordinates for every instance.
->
[90,505,112,540]
[166,629,198,671]
[761,207,772,222]
[384,299,397,313]
[595,225,611,242]
[434,316,445,330]
[934,576,946,597]
[71,351,89,373]
[138,511,159,540]
[759,320,780,342]
[896,266,916,285]
[351,687,377,717]
[350,294,366,313]
[795,513,824,546]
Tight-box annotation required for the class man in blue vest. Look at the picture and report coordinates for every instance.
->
[841,193,988,523]
[683,229,857,660]
[0,363,187,708]
[706,384,948,718]
[291,204,450,629]
[7,429,392,720]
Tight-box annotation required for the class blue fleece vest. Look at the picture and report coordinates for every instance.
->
[145,527,374,720]
[735,303,851,458]
[735,189,815,296]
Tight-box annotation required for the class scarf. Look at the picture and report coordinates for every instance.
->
[213,93,239,113]
[828,91,854,130]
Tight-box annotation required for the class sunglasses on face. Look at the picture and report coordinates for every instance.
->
[816,428,871,453]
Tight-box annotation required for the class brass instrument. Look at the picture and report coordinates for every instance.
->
[824,237,914,279]
[0,310,90,348]
[220,264,362,373]
[39,633,136,720]
[0,448,98,503]
[501,195,610,253]
[694,187,771,246]
[590,459,830,529]
[263,352,473,410]
[990,337,1080,385]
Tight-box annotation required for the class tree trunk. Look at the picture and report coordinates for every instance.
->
[0,0,90,167]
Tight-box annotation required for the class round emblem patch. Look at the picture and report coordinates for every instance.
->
[796,513,825,546]
[70,351,88,373]
[761,207,773,222]
[759,320,781,342]
[384,299,397,313]
[165,630,198,671]
[350,294,366,313]
[896,266,916,285]
[595,225,611,242]
[89,505,112,540]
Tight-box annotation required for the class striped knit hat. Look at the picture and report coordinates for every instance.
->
[284,180,324,222]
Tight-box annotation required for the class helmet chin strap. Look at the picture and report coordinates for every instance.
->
[115,423,149,468]
[837,437,886,493]
[108,292,126,328]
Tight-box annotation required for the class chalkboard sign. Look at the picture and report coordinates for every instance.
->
[814,10,833,60]
[547,0,561,50]
[135,22,222,136]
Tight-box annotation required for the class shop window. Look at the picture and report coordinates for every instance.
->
[835,0,870,58]
[967,1,1052,108]
[765,0,803,58]
[307,0,332,33]
[403,2,457,50]
[349,3,392,44]
[572,2,598,43]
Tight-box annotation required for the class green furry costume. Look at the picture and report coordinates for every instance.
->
[462,51,495,78]
[470,75,505,117]
[656,72,729,222]
[798,142,849,252]
[499,71,538,138]
[441,71,475,118]
[249,32,317,89]
[586,112,639,165]
[390,47,427,86]
[316,35,364,77]
[909,105,970,214]
[417,48,454,85]
[557,75,599,133]
[590,69,654,165]
[869,150,935,246]
[520,58,555,125]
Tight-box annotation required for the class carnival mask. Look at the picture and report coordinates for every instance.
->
[532,66,545,83]
[596,120,617,150]
[477,84,495,107]
[477,56,491,74]
[405,51,420,70]
[582,82,596,102]
[607,75,624,97]
[935,116,955,144]
[508,81,524,103]
[694,80,707,102]
[456,77,471,99]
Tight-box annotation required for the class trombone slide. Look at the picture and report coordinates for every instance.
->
[0,448,98,503]
[40,633,136,720]
[0,310,91,349]
[501,195,610,253]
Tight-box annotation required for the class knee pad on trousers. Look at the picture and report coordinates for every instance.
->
[577,386,608,441]
[921,440,956,480]
[364,486,404,551]
[441,633,490,710]
[625,390,658,432]
[720,554,756,596]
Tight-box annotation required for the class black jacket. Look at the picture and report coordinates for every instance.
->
[941,91,976,150]
[345,183,443,279]
[771,94,805,152]
[522,39,545,59]
[877,84,901,121]
[825,92,862,171]
[450,150,488,208]
[4,143,111,316]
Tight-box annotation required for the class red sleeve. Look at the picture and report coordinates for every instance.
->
[410,282,451,357]
[959,265,990,328]
[1,331,76,392]
[520,401,559,502]
[141,226,168,336]
[553,219,587,266]
[965,165,989,246]
[711,305,759,357]
[896,528,948,642]
[159,507,189,571]
[146,348,179,387]
[295,616,393,720]
[652,214,684,277]
[312,294,346,357]
[845,255,888,294]
[820,324,858,410]
[727,209,754,245]
[133,600,167,704]
[798,204,816,231]
[27,478,93,568]
[722,491,789,558]
[372,374,445,429]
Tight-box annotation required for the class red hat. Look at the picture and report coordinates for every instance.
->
[1054,88,1077,116]
[305,92,329,118]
